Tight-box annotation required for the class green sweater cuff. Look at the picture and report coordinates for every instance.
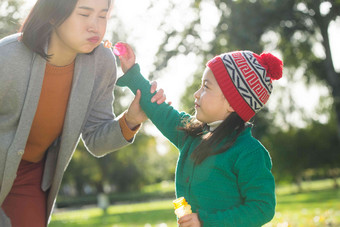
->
[116,64,142,93]
[115,63,189,149]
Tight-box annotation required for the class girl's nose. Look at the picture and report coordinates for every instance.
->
[194,88,201,99]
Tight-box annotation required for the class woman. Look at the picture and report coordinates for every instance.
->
[0,0,165,226]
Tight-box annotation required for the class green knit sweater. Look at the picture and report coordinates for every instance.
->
[117,64,276,226]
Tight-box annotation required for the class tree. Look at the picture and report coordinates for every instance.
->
[154,0,340,140]
[0,0,22,37]
[263,111,340,189]
[271,0,340,140]
[150,0,340,187]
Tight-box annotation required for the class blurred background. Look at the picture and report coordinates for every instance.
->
[1,0,339,226]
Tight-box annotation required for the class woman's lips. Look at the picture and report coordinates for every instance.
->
[87,36,100,43]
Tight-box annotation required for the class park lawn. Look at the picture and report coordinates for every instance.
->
[264,188,340,227]
[50,200,177,227]
[50,180,340,227]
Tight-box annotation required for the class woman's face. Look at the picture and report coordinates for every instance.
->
[50,0,110,56]
[194,68,234,123]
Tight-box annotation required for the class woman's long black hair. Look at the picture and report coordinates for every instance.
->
[180,112,249,165]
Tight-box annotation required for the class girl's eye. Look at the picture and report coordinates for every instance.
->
[79,14,89,17]
[99,16,107,19]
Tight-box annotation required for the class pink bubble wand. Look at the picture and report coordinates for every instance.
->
[103,40,126,56]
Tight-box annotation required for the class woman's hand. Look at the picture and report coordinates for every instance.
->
[125,89,145,129]
[117,42,170,129]
[125,81,167,129]
[178,213,202,227]
[117,42,136,73]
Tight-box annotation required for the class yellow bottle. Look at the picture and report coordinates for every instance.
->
[173,197,192,218]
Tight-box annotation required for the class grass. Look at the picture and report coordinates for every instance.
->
[50,179,340,227]
[50,200,176,227]
[264,189,340,227]
[56,181,175,208]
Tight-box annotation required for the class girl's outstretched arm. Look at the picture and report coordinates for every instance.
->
[116,43,192,148]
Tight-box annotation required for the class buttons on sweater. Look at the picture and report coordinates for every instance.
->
[17,149,24,156]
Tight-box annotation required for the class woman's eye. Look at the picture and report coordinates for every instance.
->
[79,14,89,17]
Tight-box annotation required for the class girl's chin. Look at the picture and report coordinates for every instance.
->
[194,113,202,122]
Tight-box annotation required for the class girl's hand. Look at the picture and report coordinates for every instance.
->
[178,213,202,227]
[116,42,136,73]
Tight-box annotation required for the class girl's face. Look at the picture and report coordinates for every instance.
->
[50,0,110,56]
[194,68,234,123]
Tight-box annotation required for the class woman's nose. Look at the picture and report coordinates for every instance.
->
[87,18,99,33]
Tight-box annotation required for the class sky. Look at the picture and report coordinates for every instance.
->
[22,0,340,128]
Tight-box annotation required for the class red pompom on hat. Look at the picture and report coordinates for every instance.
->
[254,52,283,81]
[207,50,283,122]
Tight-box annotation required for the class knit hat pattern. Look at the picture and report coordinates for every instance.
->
[207,51,283,122]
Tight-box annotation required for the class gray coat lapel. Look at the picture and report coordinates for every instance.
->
[55,54,95,176]
[0,53,46,200]
[8,53,46,148]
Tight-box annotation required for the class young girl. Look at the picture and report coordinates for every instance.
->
[0,0,165,226]
[117,43,283,226]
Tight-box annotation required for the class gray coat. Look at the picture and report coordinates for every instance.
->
[0,33,132,226]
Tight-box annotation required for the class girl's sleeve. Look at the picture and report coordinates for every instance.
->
[198,148,276,227]
[116,64,191,149]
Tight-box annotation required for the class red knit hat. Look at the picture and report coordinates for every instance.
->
[206,51,283,122]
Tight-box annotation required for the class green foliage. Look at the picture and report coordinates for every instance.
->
[263,114,340,183]
[155,0,340,124]
[61,129,178,195]
[0,0,23,37]
[179,71,202,114]
[106,131,174,192]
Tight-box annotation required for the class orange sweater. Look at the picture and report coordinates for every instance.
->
[23,62,138,163]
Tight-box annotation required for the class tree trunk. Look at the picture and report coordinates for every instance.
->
[330,168,340,189]
[295,174,303,193]
[315,8,340,142]
[95,183,104,194]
